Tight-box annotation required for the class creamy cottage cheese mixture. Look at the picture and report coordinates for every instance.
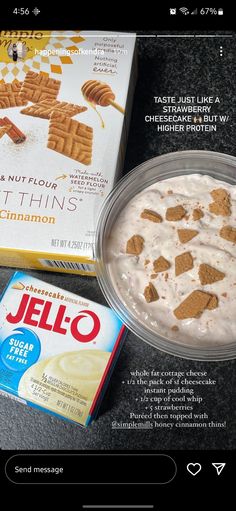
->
[107,174,236,346]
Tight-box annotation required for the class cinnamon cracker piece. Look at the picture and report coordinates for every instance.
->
[193,208,204,221]
[206,295,218,310]
[20,71,61,103]
[177,229,199,243]
[198,263,225,285]
[220,225,236,243]
[211,188,230,202]
[126,235,144,255]
[209,188,231,216]
[144,282,159,303]
[153,256,171,273]
[166,205,186,221]
[140,209,163,223]
[173,290,213,320]
[175,251,194,276]
[0,81,27,108]
[47,112,93,165]
[21,99,87,119]
[209,202,231,216]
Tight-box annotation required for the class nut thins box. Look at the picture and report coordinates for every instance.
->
[0,272,126,426]
[0,30,136,275]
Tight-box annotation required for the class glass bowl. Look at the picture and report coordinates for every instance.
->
[95,150,236,361]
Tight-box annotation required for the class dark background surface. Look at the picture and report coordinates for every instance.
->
[0,31,236,450]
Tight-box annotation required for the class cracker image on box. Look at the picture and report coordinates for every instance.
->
[0,30,136,274]
[21,99,87,119]
[19,71,61,103]
[48,112,93,165]
[0,81,28,108]
[0,272,126,426]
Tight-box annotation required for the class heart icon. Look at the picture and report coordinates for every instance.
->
[187,463,202,476]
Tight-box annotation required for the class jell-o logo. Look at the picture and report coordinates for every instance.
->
[6,293,101,342]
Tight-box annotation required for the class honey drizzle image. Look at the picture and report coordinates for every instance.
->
[81,79,125,128]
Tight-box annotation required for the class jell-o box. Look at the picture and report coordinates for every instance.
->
[0,272,126,426]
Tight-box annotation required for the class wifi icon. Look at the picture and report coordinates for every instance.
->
[179,7,189,15]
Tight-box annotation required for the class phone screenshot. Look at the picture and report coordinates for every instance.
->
[0,4,235,503]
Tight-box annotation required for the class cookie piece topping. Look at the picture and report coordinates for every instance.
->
[166,205,186,221]
[174,290,216,320]
[144,282,159,303]
[126,235,144,255]
[140,209,163,223]
[177,229,199,243]
[193,208,204,221]
[198,263,225,285]
[209,188,231,216]
[153,256,171,273]
[175,251,194,276]
[206,295,218,310]
[220,225,236,243]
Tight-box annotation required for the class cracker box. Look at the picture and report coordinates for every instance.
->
[0,272,126,426]
[0,30,136,275]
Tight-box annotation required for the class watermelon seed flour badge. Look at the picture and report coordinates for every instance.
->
[0,272,126,426]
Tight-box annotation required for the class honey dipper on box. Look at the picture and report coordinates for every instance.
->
[81,80,125,114]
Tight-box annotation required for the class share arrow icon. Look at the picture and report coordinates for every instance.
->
[212,463,226,475]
